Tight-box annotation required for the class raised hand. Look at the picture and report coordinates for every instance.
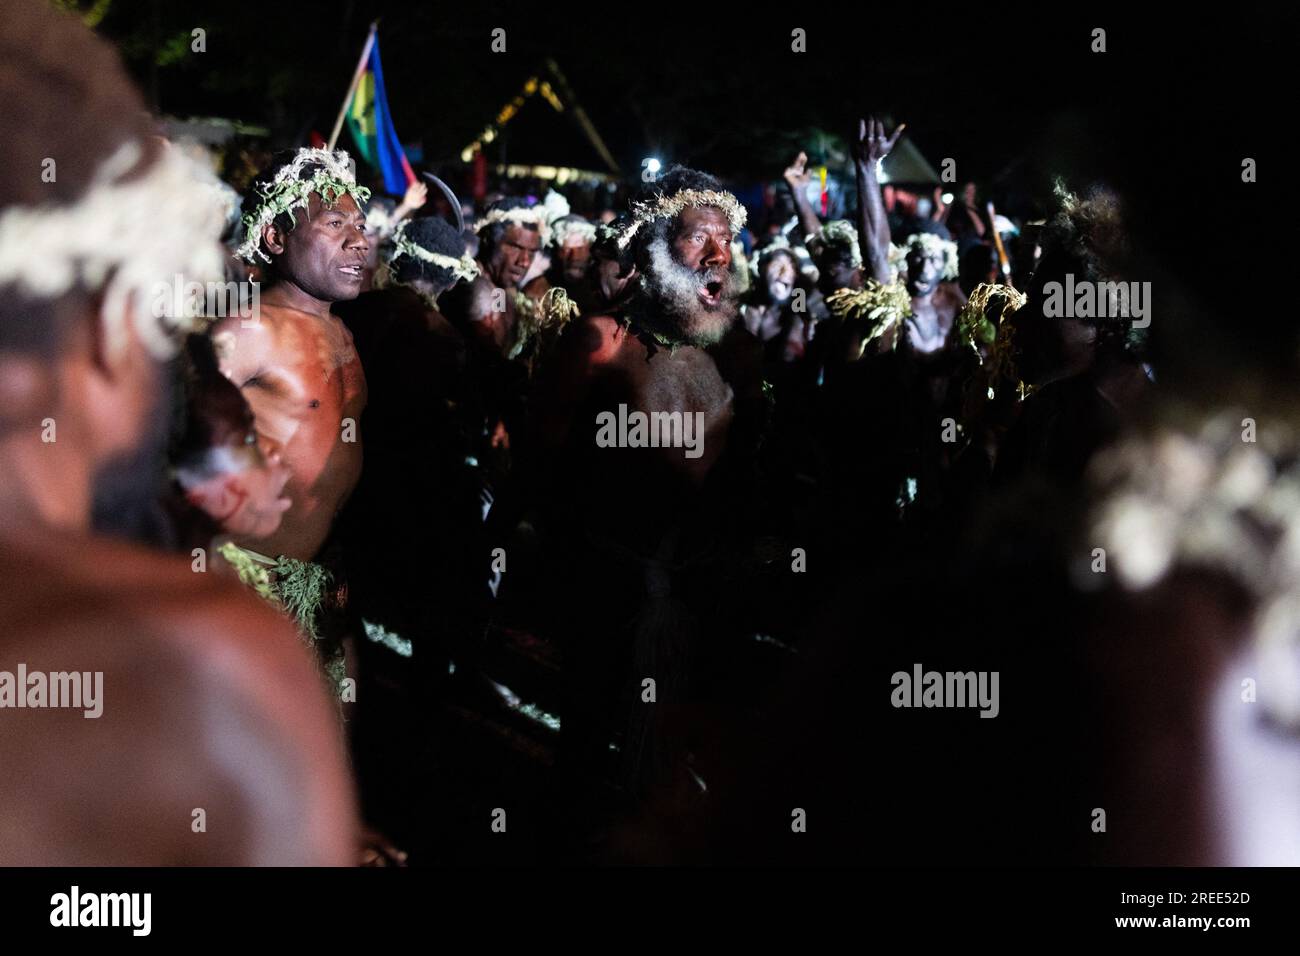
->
[854,117,905,167]
[783,150,812,189]
[853,118,904,284]
[402,179,429,212]
[783,150,822,239]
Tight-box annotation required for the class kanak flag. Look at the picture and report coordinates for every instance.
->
[345,34,415,196]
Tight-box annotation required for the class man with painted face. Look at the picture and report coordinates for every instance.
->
[900,228,965,355]
[212,148,371,565]
[814,120,960,530]
[807,220,865,298]
[170,334,292,546]
[845,118,965,361]
[547,213,597,295]
[892,229,968,520]
[742,244,821,368]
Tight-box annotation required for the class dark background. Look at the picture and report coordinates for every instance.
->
[90,1,1292,383]
[95,2,1286,183]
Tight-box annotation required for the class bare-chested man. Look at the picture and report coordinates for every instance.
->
[741,244,819,368]
[898,230,966,354]
[533,169,741,486]
[849,119,966,358]
[528,166,758,814]
[439,197,577,459]
[0,0,354,865]
[448,197,548,359]
[213,148,371,563]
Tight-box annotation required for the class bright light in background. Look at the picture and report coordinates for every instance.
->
[942,192,954,205]
[645,157,661,174]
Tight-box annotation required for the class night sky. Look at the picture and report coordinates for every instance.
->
[97,4,1283,178]
[94,1,1290,370]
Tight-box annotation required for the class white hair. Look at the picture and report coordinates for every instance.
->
[640,234,737,347]
[0,139,227,358]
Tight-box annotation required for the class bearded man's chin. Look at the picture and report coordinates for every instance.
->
[684,301,738,347]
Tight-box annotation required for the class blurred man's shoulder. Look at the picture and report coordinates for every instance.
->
[0,533,353,866]
[570,312,628,364]
[0,533,315,690]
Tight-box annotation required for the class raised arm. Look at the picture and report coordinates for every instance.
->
[782,151,823,241]
[391,179,428,224]
[853,117,905,285]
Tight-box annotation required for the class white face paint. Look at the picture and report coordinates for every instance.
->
[643,234,738,347]
[764,254,796,306]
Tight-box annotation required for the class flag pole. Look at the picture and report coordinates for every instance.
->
[326,21,378,151]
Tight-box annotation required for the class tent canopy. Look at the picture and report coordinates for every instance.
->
[879,137,941,186]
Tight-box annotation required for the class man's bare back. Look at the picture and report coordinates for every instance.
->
[0,528,356,865]
[212,300,366,561]
[457,272,519,355]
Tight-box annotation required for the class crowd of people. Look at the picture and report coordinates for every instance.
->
[2,0,1296,867]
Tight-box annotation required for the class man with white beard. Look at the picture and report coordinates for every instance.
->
[534,166,745,482]
[527,166,762,821]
